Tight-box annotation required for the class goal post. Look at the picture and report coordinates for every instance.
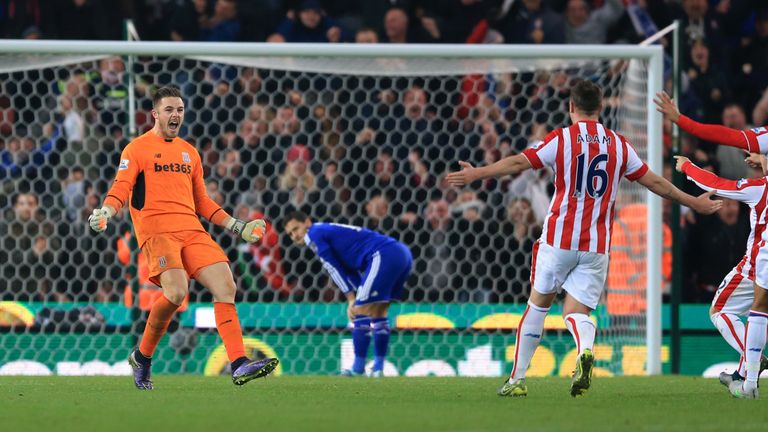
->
[0,40,663,376]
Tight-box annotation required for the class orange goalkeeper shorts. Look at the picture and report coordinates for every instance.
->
[142,230,229,287]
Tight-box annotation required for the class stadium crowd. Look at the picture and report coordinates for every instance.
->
[1,0,768,310]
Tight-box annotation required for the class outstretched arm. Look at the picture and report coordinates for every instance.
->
[636,169,722,214]
[445,154,532,187]
[674,155,766,206]
[654,91,755,152]
[191,155,264,242]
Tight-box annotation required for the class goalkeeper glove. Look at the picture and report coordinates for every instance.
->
[229,218,266,243]
[88,207,111,233]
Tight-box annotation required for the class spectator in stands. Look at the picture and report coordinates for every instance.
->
[420,197,456,300]
[170,0,210,41]
[200,0,241,42]
[506,197,541,244]
[380,7,438,43]
[406,149,433,189]
[244,209,292,299]
[677,0,727,67]
[451,190,486,223]
[277,144,319,209]
[272,106,301,136]
[564,0,625,44]
[268,0,347,43]
[0,193,57,290]
[404,85,428,121]
[734,9,768,112]
[715,104,751,181]
[500,0,565,44]
[62,166,87,223]
[214,149,242,200]
[0,137,23,178]
[92,56,130,126]
[46,0,98,40]
[685,197,749,302]
[365,194,390,229]
[355,27,379,43]
[22,26,42,40]
[57,94,84,143]
[683,39,730,124]
[206,179,225,206]
[238,175,270,211]
[753,87,768,126]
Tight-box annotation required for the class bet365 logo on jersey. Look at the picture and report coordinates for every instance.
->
[154,162,192,174]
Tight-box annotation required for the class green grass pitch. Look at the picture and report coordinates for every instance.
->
[1,376,767,432]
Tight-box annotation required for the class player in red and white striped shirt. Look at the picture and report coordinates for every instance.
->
[447,80,721,398]
[675,155,768,397]
[656,92,768,398]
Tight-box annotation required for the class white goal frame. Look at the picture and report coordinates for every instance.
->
[0,40,664,375]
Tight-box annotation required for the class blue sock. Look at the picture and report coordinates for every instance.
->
[372,318,390,372]
[352,315,372,373]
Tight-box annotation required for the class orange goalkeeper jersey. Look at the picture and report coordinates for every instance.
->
[103,131,230,247]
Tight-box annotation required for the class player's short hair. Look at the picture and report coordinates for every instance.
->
[152,86,182,107]
[285,210,310,224]
[570,79,602,116]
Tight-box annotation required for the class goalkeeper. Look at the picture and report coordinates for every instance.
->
[88,86,278,390]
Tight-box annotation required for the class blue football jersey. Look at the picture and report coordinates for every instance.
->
[304,222,398,293]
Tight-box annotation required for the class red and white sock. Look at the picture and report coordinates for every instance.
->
[509,301,549,382]
[744,311,768,390]
[564,313,596,356]
[711,312,745,375]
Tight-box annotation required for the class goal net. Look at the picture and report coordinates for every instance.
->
[0,42,663,377]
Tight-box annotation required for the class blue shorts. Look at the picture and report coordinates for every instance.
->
[355,242,412,306]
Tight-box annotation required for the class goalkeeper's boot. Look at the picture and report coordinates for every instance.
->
[340,369,366,377]
[369,369,384,378]
[128,349,153,390]
[570,348,594,397]
[719,370,744,388]
[497,378,527,397]
[232,357,279,386]
[729,380,759,399]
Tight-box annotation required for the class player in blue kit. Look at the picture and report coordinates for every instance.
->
[283,211,413,377]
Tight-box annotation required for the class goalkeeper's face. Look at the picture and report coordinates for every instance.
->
[284,219,310,245]
[153,97,185,139]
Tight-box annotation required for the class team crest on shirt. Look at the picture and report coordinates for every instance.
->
[118,159,129,171]
[181,152,191,163]
[737,178,748,188]
[751,127,767,134]
[159,256,167,268]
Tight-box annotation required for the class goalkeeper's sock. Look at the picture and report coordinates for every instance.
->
[711,312,745,367]
[231,357,248,371]
[509,301,549,381]
[214,302,247,362]
[134,349,151,366]
[372,317,390,372]
[564,313,596,355]
[352,315,372,374]
[744,311,768,390]
[139,294,179,358]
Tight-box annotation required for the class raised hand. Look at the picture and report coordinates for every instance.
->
[691,190,722,215]
[653,91,681,123]
[673,155,690,173]
[88,208,111,233]
[445,161,477,187]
